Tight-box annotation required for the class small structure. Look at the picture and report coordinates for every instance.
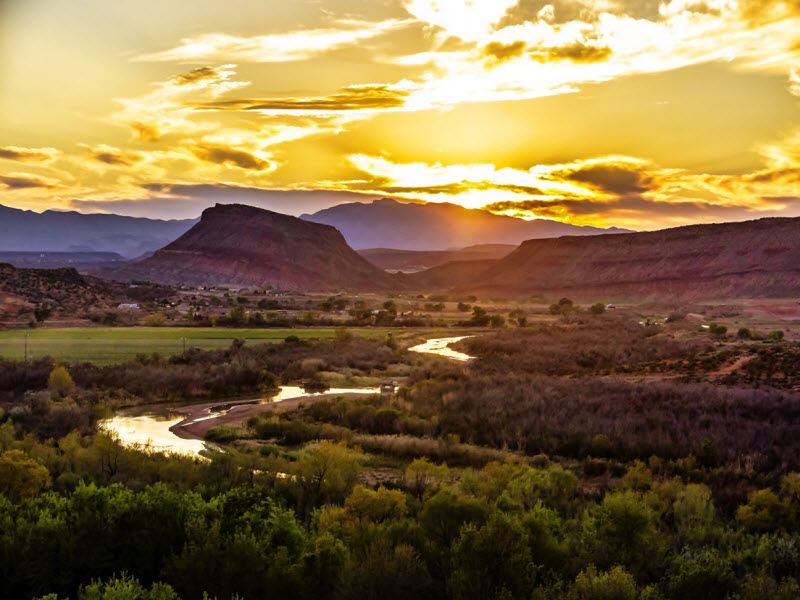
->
[117,303,140,310]
[380,381,397,397]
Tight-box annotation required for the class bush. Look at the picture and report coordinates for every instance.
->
[48,366,75,396]
[590,303,606,315]
[768,330,785,342]
[144,312,168,327]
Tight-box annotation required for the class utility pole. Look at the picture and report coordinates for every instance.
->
[24,333,29,361]
[182,337,186,353]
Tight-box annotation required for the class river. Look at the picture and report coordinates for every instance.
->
[100,336,475,457]
[408,336,474,362]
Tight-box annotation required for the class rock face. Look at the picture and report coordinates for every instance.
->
[303,198,629,250]
[407,217,800,299]
[105,204,398,291]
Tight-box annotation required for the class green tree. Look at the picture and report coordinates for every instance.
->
[294,442,364,514]
[449,512,533,600]
[767,330,785,341]
[568,565,637,600]
[49,365,75,396]
[708,323,727,338]
[144,312,168,327]
[0,449,51,502]
[590,303,606,315]
[737,489,790,532]
[78,574,179,600]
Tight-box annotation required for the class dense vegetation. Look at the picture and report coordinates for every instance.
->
[1,314,799,599]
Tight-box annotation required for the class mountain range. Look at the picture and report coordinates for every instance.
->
[406,217,800,299]
[357,244,517,273]
[103,204,397,291]
[302,198,630,250]
[0,204,196,258]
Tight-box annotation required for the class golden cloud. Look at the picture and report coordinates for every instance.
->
[0,146,60,163]
[0,173,60,190]
[195,84,413,114]
[189,144,273,171]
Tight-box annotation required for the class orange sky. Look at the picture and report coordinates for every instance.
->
[0,0,799,229]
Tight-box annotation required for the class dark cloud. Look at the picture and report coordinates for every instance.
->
[196,84,410,112]
[483,41,527,63]
[483,195,772,223]
[563,164,653,194]
[531,42,612,63]
[0,174,56,189]
[173,66,227,86]
[0,146,57,163]
[189,145,272,170]
[87,149,144,167]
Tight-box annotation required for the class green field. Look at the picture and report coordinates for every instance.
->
[0,327,397,364]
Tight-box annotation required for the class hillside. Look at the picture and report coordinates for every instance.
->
[0,204,196,258]
[102,204,399,291]
[358,244,516,272]
[0,263,115,320]
[410,217,800,299]
[302,198,628,250]
[0,252,126,270]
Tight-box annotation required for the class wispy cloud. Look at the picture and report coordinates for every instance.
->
[135,19,413,63]
[194,83,415,115]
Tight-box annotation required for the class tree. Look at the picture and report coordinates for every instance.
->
[768,330,785,341]
[666,552,736,600]
[294,442,364,514]
[489,314,505,328]
[737,327,753,340]
[228,305,247,325]
[568,565,637,600]
[737,489,790,532]
[0,449,51,502]
[34,305,53,323]
[468,306,490,326]
[49,365,75,396]
[550,298,575,316]
[405,457,449,499]
[344,485,407,522]
[144,312,168,327]
[449,512,533,600]
[708,323,727,338]
[590,303,606,315]
[77,574,179,600]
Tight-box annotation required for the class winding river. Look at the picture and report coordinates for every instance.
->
[100,337,475,457]
[408,336,474,362]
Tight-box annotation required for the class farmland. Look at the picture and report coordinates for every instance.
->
[0,327,400,364]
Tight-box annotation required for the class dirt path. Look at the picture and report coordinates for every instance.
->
[710,354,756,377]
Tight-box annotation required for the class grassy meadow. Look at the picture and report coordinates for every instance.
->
[0,327,398,364]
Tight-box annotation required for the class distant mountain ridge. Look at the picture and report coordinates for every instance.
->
[102,204,398,291]
[302,198,629,250]
[358,244,517,272]
[0,204,196,258]
[405,216,800,299]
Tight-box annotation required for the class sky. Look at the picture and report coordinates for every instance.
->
[0,0,798,230]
